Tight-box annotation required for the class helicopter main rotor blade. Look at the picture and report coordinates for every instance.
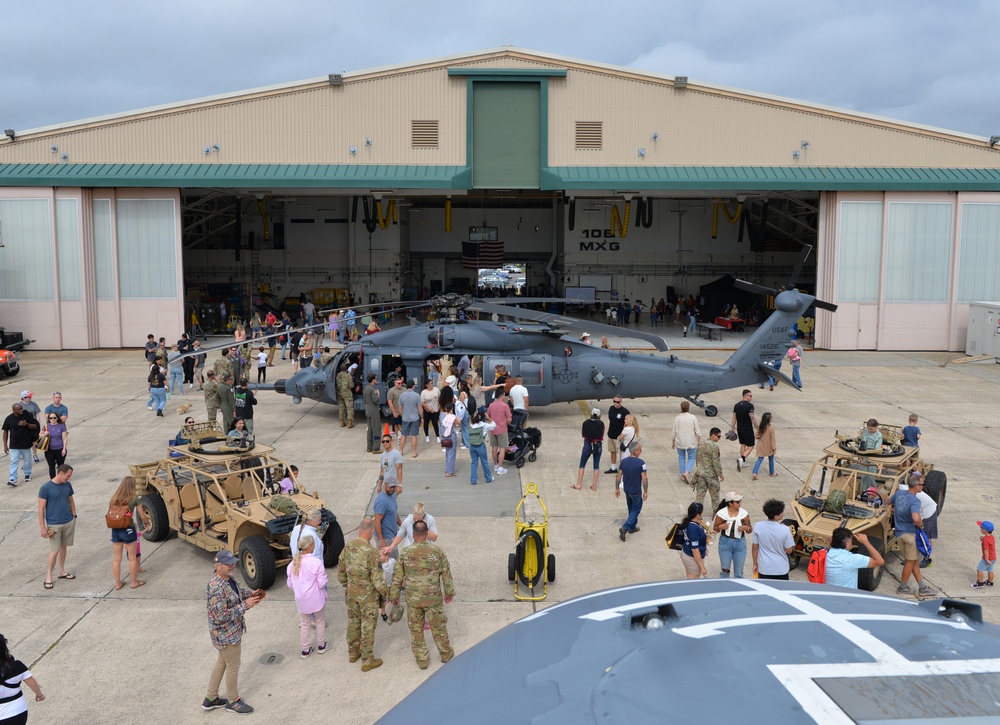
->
[466,301,670,351]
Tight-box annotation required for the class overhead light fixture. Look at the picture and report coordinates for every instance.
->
[3,129,14,141]
[990,136,1000,148]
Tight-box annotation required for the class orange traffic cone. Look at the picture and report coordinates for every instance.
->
[383,422,391,437]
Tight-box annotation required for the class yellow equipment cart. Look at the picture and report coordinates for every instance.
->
[508,482,555,601]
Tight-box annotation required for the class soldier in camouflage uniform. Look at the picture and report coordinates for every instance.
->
[336,364,354,428]
[337,517,387,672]
[692,427,725,515]
[203,369,221,424]
[218,373,237,430]
[213,349,234,386]
[389,520,455,669]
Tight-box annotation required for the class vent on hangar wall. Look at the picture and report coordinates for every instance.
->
[575,121,602,150]
[412,120,440,149]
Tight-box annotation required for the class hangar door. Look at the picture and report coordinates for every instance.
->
[472,82,541,189]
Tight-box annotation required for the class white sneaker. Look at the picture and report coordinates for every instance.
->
[736,457,743,472]
[436,436,441,443]
[460,446,468,450]
[425,436,430,443]
[496,467,508,475]
[147,404,153,410]
[189,383,194,389]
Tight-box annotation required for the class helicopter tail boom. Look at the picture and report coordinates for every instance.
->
[717,289,813,387]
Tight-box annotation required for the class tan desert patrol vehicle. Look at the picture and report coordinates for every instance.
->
[129,423,344,589]
[787,423,946,590]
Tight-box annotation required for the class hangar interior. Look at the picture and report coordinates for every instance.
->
[2,47,1000,351]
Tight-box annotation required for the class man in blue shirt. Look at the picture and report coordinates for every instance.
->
[44,392,68,424]
[615,440,648,541]
[892,480,935,596]
[37,464,77,588]
[824,527,884,588]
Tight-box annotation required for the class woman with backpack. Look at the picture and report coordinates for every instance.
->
[467,409,494,485]
[108,476,151,590]
[679,502,709,579]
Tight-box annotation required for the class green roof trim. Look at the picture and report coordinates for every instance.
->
[547,166,1000,191]
[0,163,468,188]
[1,163,999,191]
[447,68,567,78]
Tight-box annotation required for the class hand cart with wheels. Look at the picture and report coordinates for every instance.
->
[507,482,555,601]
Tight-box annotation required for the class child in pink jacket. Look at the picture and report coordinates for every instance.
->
[286,534,329,658]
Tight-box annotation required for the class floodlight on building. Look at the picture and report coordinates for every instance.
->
[50,145,58,153]
[990,136,1000,148]
[349,146,357,154]
[364,137,372,147]
[3,129,14,141]
[792,150,801,159]
[801,140,810,149]
[328,74,343,86]
[638,148,646,157]
[651,132,659,141]
[674,76,688,88]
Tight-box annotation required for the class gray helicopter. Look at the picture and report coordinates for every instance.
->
[269,281,828,418]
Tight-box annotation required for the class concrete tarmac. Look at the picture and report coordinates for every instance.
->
[3,342,1000,724]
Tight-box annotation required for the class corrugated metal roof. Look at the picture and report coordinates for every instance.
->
[550,165,1000,191]
[2,163,999,191]
[0,163,467,188]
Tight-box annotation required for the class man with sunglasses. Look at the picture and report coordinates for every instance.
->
[375,436,404,553]
[604,397,630,475]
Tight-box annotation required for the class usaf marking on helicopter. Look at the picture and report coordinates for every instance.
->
[377,579,1000,724]
[270,284,829,418]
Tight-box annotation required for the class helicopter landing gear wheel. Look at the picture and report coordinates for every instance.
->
[705,405,718,417]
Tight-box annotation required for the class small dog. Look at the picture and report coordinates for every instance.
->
[175,403,193,415]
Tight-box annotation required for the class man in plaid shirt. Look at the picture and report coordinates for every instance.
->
[202,550,262,715]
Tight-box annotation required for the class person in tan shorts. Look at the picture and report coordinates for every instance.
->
[37,464,76,589]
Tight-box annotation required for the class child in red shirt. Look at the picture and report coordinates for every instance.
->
[972,520,996,589]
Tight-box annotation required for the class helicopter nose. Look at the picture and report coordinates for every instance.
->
[274,378,302,404]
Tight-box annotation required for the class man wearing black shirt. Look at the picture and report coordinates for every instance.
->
[574,408,606,491]
[730,389,757,471]
[233,378,258,434]
[3,402,40,486]
[604,397,630,474]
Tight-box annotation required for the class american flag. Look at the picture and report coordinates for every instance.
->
[462,239,504,269]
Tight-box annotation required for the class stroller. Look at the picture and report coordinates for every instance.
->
[504,421,541,469]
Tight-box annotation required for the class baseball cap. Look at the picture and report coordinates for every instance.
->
[723,491,744,503]
[978,521,995,534]
[214,550,238,566]
[20,390,32,398]
[591,408,601,417]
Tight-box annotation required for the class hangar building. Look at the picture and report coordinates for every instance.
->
[2,47,999,351]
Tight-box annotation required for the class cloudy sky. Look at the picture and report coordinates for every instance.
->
[4,0,997,137]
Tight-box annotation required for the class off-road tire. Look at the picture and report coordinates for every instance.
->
[856,536,885,592]
[138,494,170,542]
[239,535,276,590]
[923,470,947,515]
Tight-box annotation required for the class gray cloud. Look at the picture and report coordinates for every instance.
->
[2,0,998,138]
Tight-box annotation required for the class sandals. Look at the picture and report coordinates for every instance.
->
[752,475,758,481]
[570,484,581,489]
[44,581,54,589]
[57,573,76,580]
[131,580,146,589]
[115,581,125,591]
